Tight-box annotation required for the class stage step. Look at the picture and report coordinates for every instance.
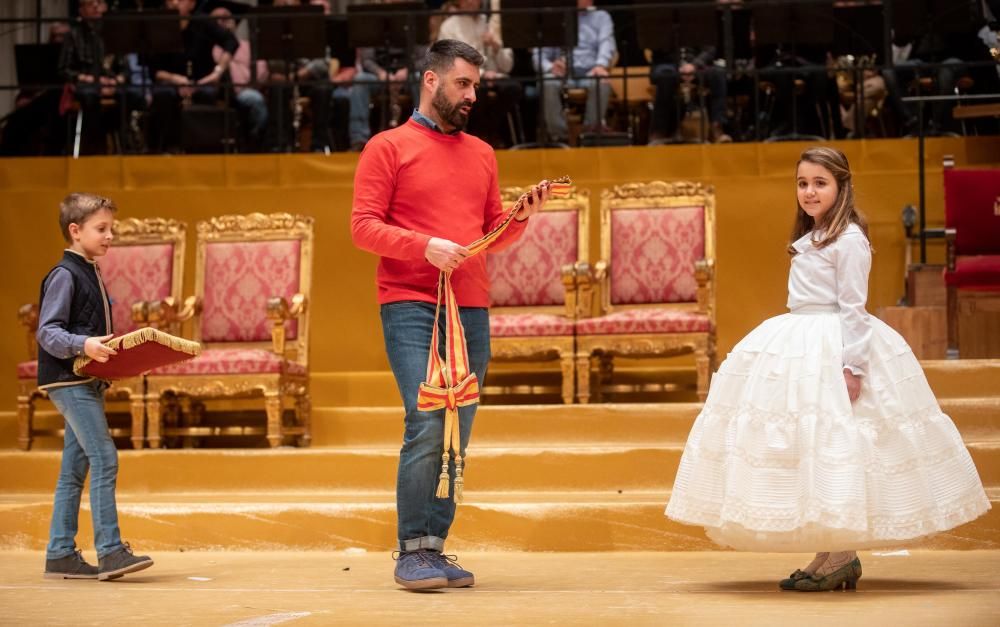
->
[2,489,997,552]
[3,434,998,494]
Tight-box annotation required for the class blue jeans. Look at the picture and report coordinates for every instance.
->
[46,381,123,560]
[236,88,268,140]
[348,72,420,145]
[380,301,490,552]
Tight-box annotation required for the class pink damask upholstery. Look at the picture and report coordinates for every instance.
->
[610,207,705,305]
[576,309,710,335]
[152,348,306,376]
[202,240,301,342]
[100,244,174,335]
[17,360,37,379]
[489,211,578,307]
[491,313,575,337]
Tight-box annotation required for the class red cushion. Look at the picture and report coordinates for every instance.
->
[944,168,1000,256]
[944,255,1000,290]
[17,360,37,380]
[488,210,578,307]
[576,309,711,335]
[490,313,574,337]
[151,348,306,376]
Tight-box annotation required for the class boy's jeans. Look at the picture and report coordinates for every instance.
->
[380,301,490,552]
[46,380,124,560]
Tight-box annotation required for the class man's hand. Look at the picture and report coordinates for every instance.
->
[515,183,553,222]
[425,237,470,273]
[550,58,567,78]
[587,65,609,78]
[84,334,117,363]
[843,369,861,402]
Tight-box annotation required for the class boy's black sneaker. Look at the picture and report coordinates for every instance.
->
[44,550,98,580]
[97,543,153,581]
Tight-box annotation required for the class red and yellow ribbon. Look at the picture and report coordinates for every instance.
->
[418,177,572,502]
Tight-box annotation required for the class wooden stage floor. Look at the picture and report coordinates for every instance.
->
[2,550,998,626]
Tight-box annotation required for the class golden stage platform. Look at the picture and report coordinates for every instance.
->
[1,550,998,626]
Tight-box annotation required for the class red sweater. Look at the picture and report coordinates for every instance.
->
[351,118,526,307]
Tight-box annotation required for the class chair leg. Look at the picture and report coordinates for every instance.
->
[264,393,283,448]
[559,352,575,405]
[16,394,33,451]
[576,354,592,404]
[695,347,711,402]
[146,394,163,448]
[129,394,145,450]
[946,285,959,359]
[295,392,312,447]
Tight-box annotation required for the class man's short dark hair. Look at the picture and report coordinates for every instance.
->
[422,39,484,75]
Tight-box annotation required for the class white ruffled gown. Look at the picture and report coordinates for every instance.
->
[666,224,991,551]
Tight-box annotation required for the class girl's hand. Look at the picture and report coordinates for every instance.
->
[84,334,117,363]
[843,369,861,402]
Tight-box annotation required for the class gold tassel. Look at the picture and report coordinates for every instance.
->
[454,454,464,504]
[435,452,451,499]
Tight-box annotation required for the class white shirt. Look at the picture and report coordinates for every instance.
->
[437,13,514,75]
[787,223,873,377]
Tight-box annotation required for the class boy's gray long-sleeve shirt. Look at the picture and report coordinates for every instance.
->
[36,266,89,360]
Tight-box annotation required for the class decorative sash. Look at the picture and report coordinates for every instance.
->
[417,177,572,503]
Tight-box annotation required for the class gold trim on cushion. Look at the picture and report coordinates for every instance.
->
[73,327,202,375]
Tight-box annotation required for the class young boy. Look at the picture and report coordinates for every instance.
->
[38,193,153,581]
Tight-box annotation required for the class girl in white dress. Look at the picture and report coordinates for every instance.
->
[665,147,990,591]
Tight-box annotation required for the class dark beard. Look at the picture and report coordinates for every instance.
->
[432,87,472,131]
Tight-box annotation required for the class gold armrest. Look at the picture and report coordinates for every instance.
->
[694,259,715,315]
[592,260,609,316]
[18,303,39,360]
[574,262,596,319]
[267,293,307,354]
[148,296,200,332]
[131,301,150,326]
[945,228,957,272]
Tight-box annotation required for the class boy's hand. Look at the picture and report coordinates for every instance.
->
[84,335,117,363]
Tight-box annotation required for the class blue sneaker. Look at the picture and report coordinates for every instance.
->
[393,550,448,590]
[427,551,475,588]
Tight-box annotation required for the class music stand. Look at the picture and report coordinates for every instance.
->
[14,44,61,88]
[101,11,186,154]
[634,2,717,145]
[892,0,982,46]
[751,2,834,51]
[347,3,428,132]
[502,0,577,148]
[634,1,717,53]
[751,2,834,141]
[253,4,326,151]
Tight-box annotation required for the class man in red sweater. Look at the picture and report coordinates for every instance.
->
[351,39,551,591]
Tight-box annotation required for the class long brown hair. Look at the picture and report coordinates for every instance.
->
[788,147,870,255]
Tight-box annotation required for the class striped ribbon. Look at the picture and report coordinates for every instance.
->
[417,176,572,503]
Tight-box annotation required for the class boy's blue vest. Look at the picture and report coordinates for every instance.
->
[37,251,112,388]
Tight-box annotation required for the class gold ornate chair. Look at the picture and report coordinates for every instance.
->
[144,213,313,448]
[16,218,186,450]
[486,185,589,404]
[575,181,717,403]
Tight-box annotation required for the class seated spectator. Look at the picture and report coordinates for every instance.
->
[533,0,616,143]
[264,0,335,152]
[349,45,424,150]
[437,0,521,147]
[147,0,237,152]
[59,0,141,154]
[883,12,998,135]
[211,6,268,151]
[649,47,731,143]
